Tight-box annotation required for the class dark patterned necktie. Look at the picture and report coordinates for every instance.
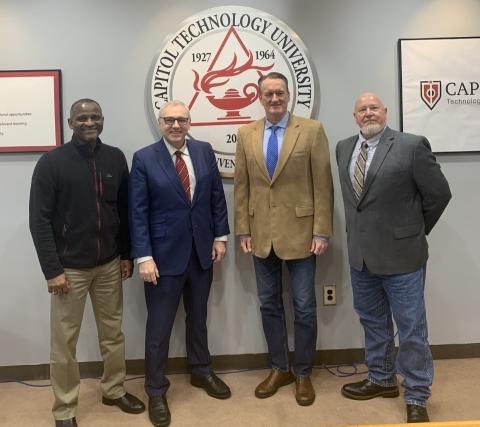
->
[266,125,279,178]
[175,151,191,202]
[352,142,368,199]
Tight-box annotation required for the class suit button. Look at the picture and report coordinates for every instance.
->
[357,207,362,212]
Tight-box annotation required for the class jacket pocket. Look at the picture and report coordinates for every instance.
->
[295,206,314,217]
[393,223,422,239]
[291,151,307,158]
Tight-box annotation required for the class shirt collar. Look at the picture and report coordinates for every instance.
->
[357,126,387,148]
[265,112,289,130]
[163,138,190,157]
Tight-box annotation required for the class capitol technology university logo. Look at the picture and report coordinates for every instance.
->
[148,6,319,177]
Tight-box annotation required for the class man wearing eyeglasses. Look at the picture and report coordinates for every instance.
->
[129,100,230,427]
[234,72,334,406]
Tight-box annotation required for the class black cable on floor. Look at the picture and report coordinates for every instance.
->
[1,361,370,388]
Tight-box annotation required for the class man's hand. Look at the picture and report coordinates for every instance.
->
[310,238,329,255]
[120,259,134,280]
[47,273,70,295]
[240,236,252,253]
[212,241,227,262]
[139,259,160,285]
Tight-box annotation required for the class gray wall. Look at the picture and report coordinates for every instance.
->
[1,0,479,366]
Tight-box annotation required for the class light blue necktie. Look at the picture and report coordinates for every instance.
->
[266,125,279,178]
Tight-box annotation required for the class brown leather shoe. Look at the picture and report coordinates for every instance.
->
[255,368,294,398]
[295,376,315,406]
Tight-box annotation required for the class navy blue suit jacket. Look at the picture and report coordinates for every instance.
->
[129,138,229,275]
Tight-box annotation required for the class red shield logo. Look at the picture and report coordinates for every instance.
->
[420,80,441,110]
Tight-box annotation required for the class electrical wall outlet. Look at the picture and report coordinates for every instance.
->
[323,284,336,305]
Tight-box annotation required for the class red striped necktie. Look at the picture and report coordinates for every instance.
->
[175,151,191,202]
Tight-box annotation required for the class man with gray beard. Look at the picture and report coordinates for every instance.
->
[335,92,451,423]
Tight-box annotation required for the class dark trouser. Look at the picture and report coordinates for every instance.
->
[144,246,213,397]
[253,250,317,377]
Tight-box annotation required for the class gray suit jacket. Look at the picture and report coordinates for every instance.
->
[336,127,451,275]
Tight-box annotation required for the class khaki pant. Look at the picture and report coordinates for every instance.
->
[50,257,126,420]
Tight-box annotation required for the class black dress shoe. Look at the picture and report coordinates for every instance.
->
[342,379,399,400]
[149,395,171,427]
[102,392,145,414]
[407,404,429,423]
[191,372,231,399]
[55,417,78,427]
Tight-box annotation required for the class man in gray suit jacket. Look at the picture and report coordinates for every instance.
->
[336,93,451,423]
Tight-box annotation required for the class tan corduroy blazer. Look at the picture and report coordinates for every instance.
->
[234,114,333,259]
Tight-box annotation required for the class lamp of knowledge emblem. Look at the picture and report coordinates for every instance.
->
[148,6,319,177]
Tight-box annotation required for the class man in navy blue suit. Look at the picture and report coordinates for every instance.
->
[129,100,230,427]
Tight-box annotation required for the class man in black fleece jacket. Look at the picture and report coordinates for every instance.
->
[29,99,144,427]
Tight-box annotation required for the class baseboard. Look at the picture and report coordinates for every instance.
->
[346,422,480,427]
[1,343,479,382]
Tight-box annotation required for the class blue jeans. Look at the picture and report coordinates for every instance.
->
[253,250,317,377]
[350,264,433,406]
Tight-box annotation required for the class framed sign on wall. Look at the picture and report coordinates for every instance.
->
[0,69,62,153]
[399,37,480,153]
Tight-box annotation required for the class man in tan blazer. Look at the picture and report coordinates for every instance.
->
[234,72,333,406]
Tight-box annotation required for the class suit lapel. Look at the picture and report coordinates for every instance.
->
[252,120,270,181]
[359,127,394,203]
[187,139,201,206]
[271,115,300,183]
[154,138,189,203]
[339,136,358,200]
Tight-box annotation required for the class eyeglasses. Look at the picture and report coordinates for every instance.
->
[159,116,190,126]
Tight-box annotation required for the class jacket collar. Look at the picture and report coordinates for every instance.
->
[252,114,300,183]
[72,134,102,157]
[155,137,195,205]
[357,126,395,203]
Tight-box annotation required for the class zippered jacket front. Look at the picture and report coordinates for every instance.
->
[29,136,131,280]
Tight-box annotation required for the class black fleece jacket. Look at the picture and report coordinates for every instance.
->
[29,136,131,280]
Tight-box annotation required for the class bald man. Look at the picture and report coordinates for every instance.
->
[335,93,451,423]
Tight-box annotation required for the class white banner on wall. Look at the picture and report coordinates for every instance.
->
[399,37,480,153]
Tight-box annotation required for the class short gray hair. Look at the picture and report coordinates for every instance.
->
[158,100,190,120]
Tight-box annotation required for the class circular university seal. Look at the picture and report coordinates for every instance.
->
[148,5,319,177]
